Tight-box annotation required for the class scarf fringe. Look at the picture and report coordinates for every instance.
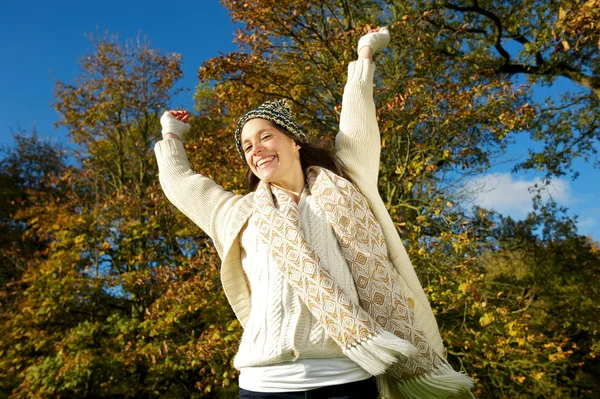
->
[393,363,475,399]
[342,330,417,375]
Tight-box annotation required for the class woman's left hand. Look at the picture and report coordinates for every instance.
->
[357,26,390,58]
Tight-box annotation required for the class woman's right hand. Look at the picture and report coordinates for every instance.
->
[169,110,190,123]
[160,110,191,139]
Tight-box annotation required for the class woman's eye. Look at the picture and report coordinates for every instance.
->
[244,145,251,152]
[261,134,272,140]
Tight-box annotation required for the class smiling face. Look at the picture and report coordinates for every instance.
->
[240,118,303,189]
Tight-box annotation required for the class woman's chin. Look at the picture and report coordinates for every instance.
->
[256,172,273,183]
[256,167,277,183]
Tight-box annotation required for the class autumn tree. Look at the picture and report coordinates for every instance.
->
[0,35,239,398]
[0,131,68,399]
[0,130,66,285]
[195,0,599,396]
[428,201,600,398]
[416,0,600,178]
[3,1,598,397]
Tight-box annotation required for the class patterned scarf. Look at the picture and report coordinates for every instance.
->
[253,166,473,398]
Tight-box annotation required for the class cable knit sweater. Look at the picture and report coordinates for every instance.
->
[154,59,446,369]
[234,187,362,368]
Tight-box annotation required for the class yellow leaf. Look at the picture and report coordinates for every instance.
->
[513,376,525,384]
[479,312,495,327]
[534,371,545,380]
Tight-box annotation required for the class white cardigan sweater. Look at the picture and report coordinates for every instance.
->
[236,188,372,391]
[235,188,361,367]
[154,59,446,373]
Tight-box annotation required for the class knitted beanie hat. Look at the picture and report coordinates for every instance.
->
[234,99,307,158]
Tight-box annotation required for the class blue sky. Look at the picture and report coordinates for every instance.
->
[1,1,598,239]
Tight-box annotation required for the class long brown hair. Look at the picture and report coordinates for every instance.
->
[245,126,352,192]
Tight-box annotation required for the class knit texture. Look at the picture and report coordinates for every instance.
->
[154,59,449,395]
[357,27,390,54]
[252,167,473,396]
[253,169,419,369]
[234,188,360,368]
[234,99,307,158]
[160,111,191,139]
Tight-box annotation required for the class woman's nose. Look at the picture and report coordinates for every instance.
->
[252,142,265,156]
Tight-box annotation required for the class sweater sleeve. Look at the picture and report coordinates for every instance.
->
[335,59,379,186]
[154,138,241,256]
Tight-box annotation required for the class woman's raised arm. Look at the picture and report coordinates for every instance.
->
[335,27,390,188]
[155,111,241,257]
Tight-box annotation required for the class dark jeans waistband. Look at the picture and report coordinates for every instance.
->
[239,377,378,399]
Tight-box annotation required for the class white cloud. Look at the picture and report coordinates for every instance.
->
[578,217,598,231]
[576,209,600,237]
[463,173,576,219]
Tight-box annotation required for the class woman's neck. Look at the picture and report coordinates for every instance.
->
[271,170,305,204]
[272,184,304,204]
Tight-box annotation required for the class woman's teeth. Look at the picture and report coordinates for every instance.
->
[257,156,275,168]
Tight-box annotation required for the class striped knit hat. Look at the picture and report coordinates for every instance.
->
[234,99,307,158]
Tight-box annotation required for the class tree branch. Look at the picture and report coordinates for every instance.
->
[511,33,545,66]
[442,1,510,61]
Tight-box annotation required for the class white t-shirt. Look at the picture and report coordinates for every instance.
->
[239,358,371,392]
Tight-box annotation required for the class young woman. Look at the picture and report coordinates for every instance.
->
[155,28,474,399]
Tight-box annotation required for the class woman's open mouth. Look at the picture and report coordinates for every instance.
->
[256,155,276,169]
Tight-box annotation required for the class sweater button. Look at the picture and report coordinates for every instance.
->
[291,349,298,357]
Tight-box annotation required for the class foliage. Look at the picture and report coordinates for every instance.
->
[196,0,600,397]
[0,131,67,285]
[0,35,240,398]
[1,1,599,398]
[417,0,600,178]
[426,203,600,398]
